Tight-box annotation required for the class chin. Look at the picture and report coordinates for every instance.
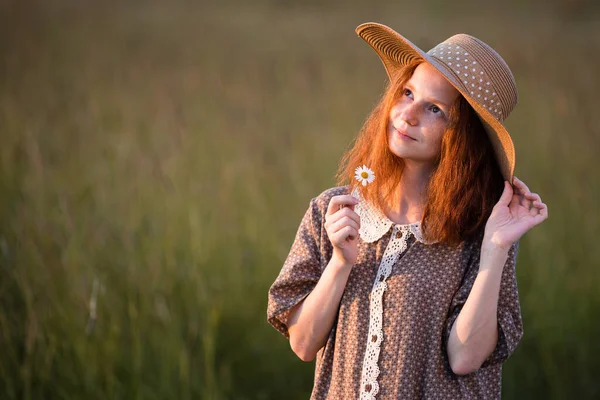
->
[388,145,412,159]
[388,148,437,165]
[389,148,408,159]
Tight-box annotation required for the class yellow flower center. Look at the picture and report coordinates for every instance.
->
[361,172,369,179]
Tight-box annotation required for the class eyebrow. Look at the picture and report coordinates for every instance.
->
[404,83,452,110]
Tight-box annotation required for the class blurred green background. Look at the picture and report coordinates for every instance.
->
[1,0,599,398]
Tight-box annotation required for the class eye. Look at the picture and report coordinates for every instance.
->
[403,88,413,98]
[430,105,442,114]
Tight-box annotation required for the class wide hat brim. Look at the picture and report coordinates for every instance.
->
[356,22,516,182]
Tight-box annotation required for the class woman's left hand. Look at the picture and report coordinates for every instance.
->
[484,176,548,250]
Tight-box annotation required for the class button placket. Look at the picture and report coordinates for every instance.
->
[359,224,412,400]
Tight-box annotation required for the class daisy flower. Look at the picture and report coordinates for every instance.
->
[354,165,375,187]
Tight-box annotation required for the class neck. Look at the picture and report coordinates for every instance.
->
[384,161,434,225]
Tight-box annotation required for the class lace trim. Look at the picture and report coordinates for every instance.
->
[352,188,431,244]
[352,187,434,399]
[359,225,414,399]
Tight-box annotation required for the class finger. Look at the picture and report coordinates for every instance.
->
[330,216,360,234]
[513,178,531,201]
[527,193,542,215]
[540,202,548,218]
[512,177,531,209]
[529,202,540,217]
[532,201,548,220]
[326,206,361,227]
[521,194,531,210]
[344,226,359,242]
[496,181,513,207]
[331,226,359,244]
[513,176,531,194]
[527,201,546,222]
[326,195,359,217]
[509,190,521,209]
[325,203,356,225]
[524,192,541,203]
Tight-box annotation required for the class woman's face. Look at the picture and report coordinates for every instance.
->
[388,63,460,166]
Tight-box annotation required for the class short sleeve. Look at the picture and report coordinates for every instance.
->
[266,196,330,339]
[444,239,523,368]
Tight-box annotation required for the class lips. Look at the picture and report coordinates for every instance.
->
[394,127,416,141]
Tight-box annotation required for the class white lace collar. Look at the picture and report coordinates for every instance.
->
[352,188,433,244]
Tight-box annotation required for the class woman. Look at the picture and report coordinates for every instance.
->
[267,22,548,399]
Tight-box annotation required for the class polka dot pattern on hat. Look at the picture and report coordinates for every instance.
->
[428,43,504,120]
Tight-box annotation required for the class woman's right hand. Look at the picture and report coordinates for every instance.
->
[324,195,361,267]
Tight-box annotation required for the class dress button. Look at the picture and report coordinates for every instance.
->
[395,231,402,239]
[379,275,384,282]
[371,334,377,342]
[365,384,372,392]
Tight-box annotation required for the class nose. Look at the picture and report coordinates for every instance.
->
[399,102,419,126]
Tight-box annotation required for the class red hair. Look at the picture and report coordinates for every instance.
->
[337,59,504,245]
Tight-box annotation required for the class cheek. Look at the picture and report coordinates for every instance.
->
[389,107,398,123]
[389,98,408,119]
[425,120,448,149]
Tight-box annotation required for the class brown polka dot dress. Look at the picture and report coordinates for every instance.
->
[267,186,523,399]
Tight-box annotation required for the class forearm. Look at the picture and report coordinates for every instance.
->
[287,255,352,361]
[447,242,510,375]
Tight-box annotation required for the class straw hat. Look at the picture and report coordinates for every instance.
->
[356,22,518,182]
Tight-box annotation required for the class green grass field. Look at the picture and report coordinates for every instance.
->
[1,0,599,398]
